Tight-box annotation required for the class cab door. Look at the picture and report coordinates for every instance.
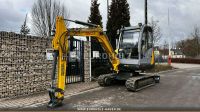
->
[139,26,154,68]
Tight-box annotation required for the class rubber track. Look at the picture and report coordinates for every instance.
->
[98,73,115,87]
[125,76,156,92]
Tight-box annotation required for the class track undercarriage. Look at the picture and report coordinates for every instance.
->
[98,72,160,91]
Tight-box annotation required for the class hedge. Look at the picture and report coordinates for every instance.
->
[172,58,200,64]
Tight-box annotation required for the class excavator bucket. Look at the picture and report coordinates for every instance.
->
[48,87,64,108]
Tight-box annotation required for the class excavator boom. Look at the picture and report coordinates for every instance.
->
[48,0,160,108]
[48,16,119,107]
[48,16,160,108]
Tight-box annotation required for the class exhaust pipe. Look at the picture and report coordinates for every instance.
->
[145,0,148,25]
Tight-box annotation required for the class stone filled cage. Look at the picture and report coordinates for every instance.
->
[0,32,52,99]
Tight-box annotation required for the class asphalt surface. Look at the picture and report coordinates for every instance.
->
[23,67,200,111]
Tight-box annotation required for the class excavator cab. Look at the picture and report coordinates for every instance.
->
[117,24,154,72]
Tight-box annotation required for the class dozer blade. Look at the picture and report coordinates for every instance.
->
[125,75,160,92]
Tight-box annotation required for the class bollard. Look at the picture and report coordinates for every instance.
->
[168,55,171,66]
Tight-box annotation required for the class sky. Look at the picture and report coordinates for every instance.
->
[0,0,200,45]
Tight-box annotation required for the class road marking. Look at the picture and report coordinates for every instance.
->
[65,87,102,98]
[192,76,200,80]
[175,70,184,73]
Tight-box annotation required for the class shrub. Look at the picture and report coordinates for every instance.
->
[172,58,200,64]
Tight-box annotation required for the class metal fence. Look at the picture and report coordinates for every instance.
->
[66,38,84,84]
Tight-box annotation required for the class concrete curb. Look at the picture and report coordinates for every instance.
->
[157,68,178,74]
[21,86,102,108]
[0,83,100,109]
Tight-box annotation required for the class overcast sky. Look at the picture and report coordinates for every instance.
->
[0,0,200,45]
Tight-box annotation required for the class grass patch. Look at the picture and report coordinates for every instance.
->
[146,64,173,73]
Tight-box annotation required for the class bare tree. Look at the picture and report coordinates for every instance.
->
[31,0,69,37]
[176,40,184,51]
[175,26,200,58]
[163,40,169,59]
[149,17,162,45]
[20,14,30,35]
[191,26,200,56]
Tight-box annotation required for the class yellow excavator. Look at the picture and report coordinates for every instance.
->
[47,15,160,107]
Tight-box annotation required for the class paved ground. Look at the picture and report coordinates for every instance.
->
[0,82,99,109]
[171,63,200,69]
[18,66,200,111]
[1,63,200,111]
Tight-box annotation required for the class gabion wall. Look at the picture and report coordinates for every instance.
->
[0,32,52,98]
[84,41,90,82]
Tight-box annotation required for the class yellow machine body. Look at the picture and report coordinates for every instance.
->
[48,16,159,108]
[48,16,120,107]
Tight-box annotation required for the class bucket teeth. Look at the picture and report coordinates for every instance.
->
[47,87,64,108]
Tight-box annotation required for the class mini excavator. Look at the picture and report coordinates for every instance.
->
[48,0,160,108]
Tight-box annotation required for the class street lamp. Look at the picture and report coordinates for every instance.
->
[168,8,172,65]
[107,0,109,20]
